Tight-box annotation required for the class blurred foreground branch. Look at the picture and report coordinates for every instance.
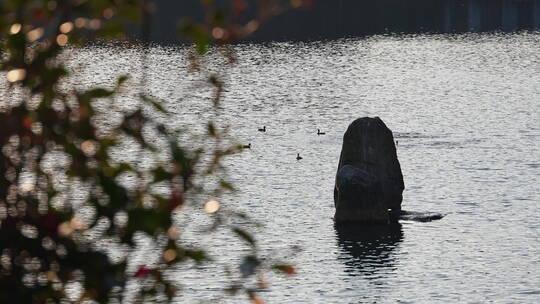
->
[0,0,305,303]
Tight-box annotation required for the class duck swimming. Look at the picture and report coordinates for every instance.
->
[296,153,303,161]
[258,126,266,132]
[317,129,326,135]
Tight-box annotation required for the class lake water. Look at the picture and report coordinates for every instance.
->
[69,33,539,303]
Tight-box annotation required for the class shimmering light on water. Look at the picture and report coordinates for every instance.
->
[34,33,540,302]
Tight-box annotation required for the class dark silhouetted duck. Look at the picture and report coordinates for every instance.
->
[242,143,251,149]
[317,129,326,135]
[296,153,303,161]
[258,126,266,132]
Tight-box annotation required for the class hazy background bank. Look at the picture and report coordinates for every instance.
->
[147,0,540,43]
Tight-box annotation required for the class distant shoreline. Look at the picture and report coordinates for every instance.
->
[146,0,540,43]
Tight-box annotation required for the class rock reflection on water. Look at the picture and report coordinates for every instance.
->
[335,223,403,278]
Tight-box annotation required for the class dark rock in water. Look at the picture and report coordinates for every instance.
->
[334,117,404,224]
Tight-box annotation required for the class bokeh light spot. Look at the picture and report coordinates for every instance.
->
[103,8,115,19]
[212,27,226,40]
[167,226,180,239]
[246,20,259,33]
[81,140,97,156]
[10,23,21,35]
[290,0,303,9]
[163,249,177,262]
[26,28,44,42]
[56,34,68,46]
[75,18,87,28]
[70,216,86,230]
[58,222,73,237]
[88,19,102,30]
[59,22,73,34]
[204,200,220,213]
[251,295,266,304]
[6,69,26,82]
[47,1,57,10]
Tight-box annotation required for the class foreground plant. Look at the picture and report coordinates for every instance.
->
[0,0,303,302]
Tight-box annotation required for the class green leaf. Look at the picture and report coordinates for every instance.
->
[151,166,173,183]
[180,22,210,55]
[141,94,168,114]
[207,122,216,137]
[184,249,211,264]
[219,180,236,192]
[113,162,134,177]
[82,88,114,100]
[117,75,129,88]
[232,227,256,246]
[126,208,171,236]
[99,21,125,39]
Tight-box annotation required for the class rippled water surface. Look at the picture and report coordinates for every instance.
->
[73,33,539,303]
